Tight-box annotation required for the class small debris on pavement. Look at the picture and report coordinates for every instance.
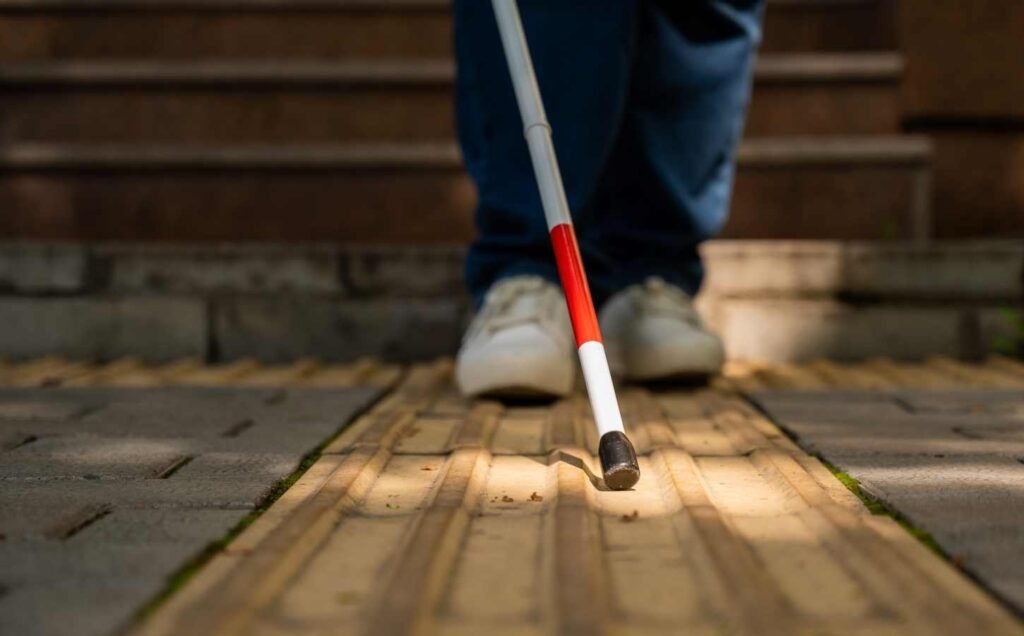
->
[620,510,639,523]
[529,492,544,502]
[336,591,361,605]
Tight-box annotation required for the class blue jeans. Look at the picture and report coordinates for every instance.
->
[455,0,764,307]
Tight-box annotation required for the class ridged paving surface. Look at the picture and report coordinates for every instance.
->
[115,357,1024,636]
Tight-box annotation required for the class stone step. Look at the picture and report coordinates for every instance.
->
[4,240,1018,301]
[0,241,1018,362]
[0,53,902,143]
[0,0,894,62]
[701,239,1024,301]
[729,136,933,240]
[0,136,932,243]
[747,53,902,135]
[702,297,1021,362]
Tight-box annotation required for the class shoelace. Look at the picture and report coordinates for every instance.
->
[481,277,562,332]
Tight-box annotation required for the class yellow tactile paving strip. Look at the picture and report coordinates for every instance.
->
[113,357,1024,636]
[2,355,1022,392]
[0,356,402,389]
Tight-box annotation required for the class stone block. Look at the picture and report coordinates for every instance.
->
[170,452,300,482]
[0,542,214,636]
[213,297,463,362]
[67,508,241,546]
[895,389,1024,415]
[701,240,1023,300]
[0,392,104,421]
[708,299,1015,362]
[0,435,194,480]
[841,242,1023,300]
[0,243,88,293]
[702,241,845,297]
[0,297,206,361]
[75,387,280,438]
[0,579,164,636]
[100,244,341,294]
[343,246,465,298]
[0,477,269,513]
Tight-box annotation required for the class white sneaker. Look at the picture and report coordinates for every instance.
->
[599,277,725,381]
[456,276,576,398]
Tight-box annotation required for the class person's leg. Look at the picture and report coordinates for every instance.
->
[592,0,764,381]
[454,0,637,307]
[584,0,764,297]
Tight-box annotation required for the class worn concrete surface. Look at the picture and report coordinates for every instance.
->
[754,386,1024,613]
[0,381,384,636]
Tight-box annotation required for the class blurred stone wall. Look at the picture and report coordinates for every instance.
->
[1,242,1019,363]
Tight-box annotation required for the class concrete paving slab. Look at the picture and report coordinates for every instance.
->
[67,509,243,546]
[0,478,275,514]
[0,583,163,636]
[758,390,1024,614]
[894,389,1024,415]
[0,435,193,480]
[0,382,384,636]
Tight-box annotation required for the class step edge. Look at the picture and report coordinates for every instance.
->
[0,54,903,86]
[738,136,933,166]
[0,142,463,169]
[0,0,450,11]
[0,0,881,11]
[0,137,934,170]
[755,52,903,83]
[0,60,455,86]
[0,0,880,10]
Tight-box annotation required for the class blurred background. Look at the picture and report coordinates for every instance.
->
[0,0,1021,363]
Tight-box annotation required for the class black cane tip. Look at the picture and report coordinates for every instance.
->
[599,431,640,491]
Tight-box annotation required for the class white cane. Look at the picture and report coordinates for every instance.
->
[490,0,640,490]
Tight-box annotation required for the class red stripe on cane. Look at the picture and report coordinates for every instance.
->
[550,223,602,347]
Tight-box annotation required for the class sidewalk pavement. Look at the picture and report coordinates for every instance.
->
[0,356,1022,635]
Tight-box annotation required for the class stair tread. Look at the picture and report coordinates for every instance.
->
[0,59,454,85]
[0,142,462,168]
[756,52,902,82]
[0,0,449,9]
[739,136,932,165]
[0,136,932,169]
[0,52,903,86]
[0,0,874,8]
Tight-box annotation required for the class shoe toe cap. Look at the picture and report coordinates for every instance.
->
[621,317,725,378]
[456,324,575,397]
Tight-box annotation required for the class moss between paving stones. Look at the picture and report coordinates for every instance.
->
[816,455,948,559]
[132,387,393,622]
[744,395,950,560]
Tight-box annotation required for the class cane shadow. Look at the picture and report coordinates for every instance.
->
[528,450,612,492]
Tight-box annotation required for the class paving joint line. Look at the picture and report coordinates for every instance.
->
[742,390,1024,623]
[129,369,405,624]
